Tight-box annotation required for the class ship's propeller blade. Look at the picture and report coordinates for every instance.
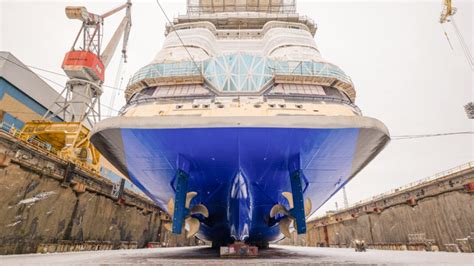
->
[304,198,312,216]
[190,204,209,218]
[164,222,173,232]
[167,198,175,216]
[279,217,293,238]
[282,192,294,208]
[163,221,185,232]
[282,192,312,215]
[270,204,289,218]
[164,192,207,238]
[270,192,313,238]
[185,217,201,238]
[185,192,197,208]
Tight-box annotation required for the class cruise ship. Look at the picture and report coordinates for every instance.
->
[91,0,390,247]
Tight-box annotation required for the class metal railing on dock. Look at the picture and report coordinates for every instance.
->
[342,161,474,211]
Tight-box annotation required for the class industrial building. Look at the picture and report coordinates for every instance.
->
[0,52,63,129]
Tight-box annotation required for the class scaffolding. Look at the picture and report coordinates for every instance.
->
[187,0,296,14]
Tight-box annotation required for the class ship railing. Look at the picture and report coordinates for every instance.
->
[0,121,57,153]
[271,60,353,85]
[338,161,474,212]
[268,94,362,115]
[186,0,297,15]
[0,121,22,138]
[1,121,149,198]
[127,60,352,91]
[127,63,203,86]
[119,94,362,115]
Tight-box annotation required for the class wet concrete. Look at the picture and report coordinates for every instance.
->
[1,246,472,265]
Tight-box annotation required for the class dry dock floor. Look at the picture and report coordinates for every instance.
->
[1,245,473,265]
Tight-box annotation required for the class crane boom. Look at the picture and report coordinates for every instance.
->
[439,0,473,119]
[440,0,456,23]
[101,2,132,67]
[65,6,102,24]
[439,0,473,69]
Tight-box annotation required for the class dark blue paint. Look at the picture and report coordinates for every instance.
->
[289,169,306,234]
[229,171,251,241]
[120,127,359,244]
[172,169,189,234]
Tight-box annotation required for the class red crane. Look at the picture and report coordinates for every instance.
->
[20,1,132,172]
[62,1,132,83]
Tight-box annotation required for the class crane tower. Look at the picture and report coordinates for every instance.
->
[20,1,132,172]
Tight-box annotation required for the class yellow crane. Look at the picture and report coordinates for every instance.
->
[439,0,473,69]
[439,1,473,119]
[439,0,456,23]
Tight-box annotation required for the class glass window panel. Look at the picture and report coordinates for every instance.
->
[216,75,226,88]
[130,54,351,94]
[229,79,238,91]
[242,54,253,69]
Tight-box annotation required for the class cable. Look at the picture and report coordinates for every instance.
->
[440,23,454,50]
[2,109,119,118]
[154,0,203,77]
[25,64,125,92]
[391,131,474,140]
[108,56,127,117]
[0,55,120,113]
[451,17,474,68]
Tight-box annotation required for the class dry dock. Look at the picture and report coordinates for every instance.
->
[281,163,474,252]
[1,246,473,265]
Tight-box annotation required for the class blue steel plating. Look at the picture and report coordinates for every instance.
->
[119,127,360,244]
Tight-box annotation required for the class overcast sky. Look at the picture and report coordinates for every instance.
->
[0,0,472,216]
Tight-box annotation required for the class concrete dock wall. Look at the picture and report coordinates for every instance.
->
[280,163,474,252]
[0,132,197,254]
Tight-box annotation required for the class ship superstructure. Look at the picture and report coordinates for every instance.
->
[91,0,389,247]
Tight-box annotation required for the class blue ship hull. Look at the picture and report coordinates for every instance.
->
[91,116,389,245]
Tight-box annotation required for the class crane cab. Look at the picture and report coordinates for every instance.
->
[62,51,105,82]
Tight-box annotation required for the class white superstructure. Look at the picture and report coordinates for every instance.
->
[122,0,359,119]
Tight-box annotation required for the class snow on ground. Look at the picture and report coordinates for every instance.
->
[0,245,472,265]
[17,191,56,205]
